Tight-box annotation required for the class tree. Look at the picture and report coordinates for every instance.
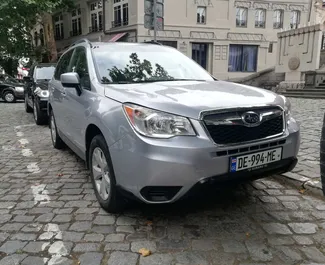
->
[105,53,173,83]
[0,0,75,70]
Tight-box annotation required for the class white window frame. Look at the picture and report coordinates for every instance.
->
[273,10,283,29]
[54,14,64,40]
[290,10,300,29]
[236,7,248,27]
[71,6,82,36]
[113,0,129,27]
[197,6,206,24]
[255,9,266,28]
[90,1,103,32]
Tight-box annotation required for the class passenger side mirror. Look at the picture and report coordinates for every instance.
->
[60,72,82,95]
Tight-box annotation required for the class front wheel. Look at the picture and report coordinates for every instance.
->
[89,135,126,213]
[33,100,47,125]
[3,91,16,103]
[49,110,65,149]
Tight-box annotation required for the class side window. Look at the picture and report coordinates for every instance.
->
[54,49,74,80]
[70,47,91,90]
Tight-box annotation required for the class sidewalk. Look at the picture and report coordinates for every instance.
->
[279,98,325,196]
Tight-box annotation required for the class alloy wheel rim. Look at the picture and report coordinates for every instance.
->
[92,147,111,200]
[50,115,56,144]
[5,93,14,102]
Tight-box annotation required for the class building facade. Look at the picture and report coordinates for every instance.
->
[32,0,317,79]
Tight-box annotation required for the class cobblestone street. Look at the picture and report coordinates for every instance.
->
[0,99,325,265]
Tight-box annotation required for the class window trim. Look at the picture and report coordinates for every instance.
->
[273,9,283,29]
[236,7,248,27]
[255,9,266,28]
[54,13,64,40]
[197,6,206,24]
[89,1,103,32]
[54,49,74,80]
[112,0,129,28]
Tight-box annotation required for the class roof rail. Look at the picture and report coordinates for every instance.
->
[142,40,162,45]
[69,38,92,48]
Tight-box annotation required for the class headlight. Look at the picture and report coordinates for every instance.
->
[15,87,24,92]
[123,103,196,138]
[280,95,291,122]
[34,87,49,98]
[40,90,49,98]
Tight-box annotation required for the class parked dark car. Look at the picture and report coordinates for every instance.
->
[0,74,25,103]
[24,63,56,125]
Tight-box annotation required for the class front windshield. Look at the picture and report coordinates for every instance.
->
[93,44,214,83]
[35,66,55,80]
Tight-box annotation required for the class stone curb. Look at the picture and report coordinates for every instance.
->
[274,173,324,198]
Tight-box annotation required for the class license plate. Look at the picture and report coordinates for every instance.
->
[230,147,282,172]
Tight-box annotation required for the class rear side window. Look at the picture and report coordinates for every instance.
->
[54,50,74,80]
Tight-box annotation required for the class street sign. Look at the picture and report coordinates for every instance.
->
[144,0,164,32]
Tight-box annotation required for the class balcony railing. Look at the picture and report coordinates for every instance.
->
[111,19,129,28]
[255,21,265,28]
[273,22,283,29]
[236,19,247,27]
[89,24,103,33]
[70,30,82,37]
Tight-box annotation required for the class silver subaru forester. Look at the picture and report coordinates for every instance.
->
[48,39,300,213]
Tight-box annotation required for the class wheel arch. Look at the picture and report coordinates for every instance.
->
[85,124,104,169]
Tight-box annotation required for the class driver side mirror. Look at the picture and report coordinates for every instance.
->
[61,72,82,95]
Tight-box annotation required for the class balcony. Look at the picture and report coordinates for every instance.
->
[273,22,283,29]
[70,30,82,37]
[236,19,247,27]
[111,19,129,28]
[255,21,265,28]
[89,25,103,33]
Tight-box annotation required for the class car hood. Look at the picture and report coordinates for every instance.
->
[104,80,284,120]
[6,81,23,87]
[35,80,49,90]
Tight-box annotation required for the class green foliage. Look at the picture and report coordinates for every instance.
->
[106,53,173,83]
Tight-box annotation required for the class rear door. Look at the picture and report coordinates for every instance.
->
[50,49,74,133]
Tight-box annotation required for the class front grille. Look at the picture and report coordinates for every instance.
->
[204,108,284,145]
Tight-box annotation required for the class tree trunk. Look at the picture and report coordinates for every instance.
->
[42,12,57,62]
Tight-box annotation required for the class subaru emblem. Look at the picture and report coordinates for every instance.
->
[242,111,261,126]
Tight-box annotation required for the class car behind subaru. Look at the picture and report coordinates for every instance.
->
[24,63,56,125]
[48,40,300,213]
[0,74,25,103]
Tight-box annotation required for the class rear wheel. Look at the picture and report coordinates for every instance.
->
[89,135,126,213]
[24,94,32,113]
[50,110,65,149]
[33,100,47,125]
[3,91,16,103]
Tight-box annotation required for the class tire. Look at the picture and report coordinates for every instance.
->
[33,100,48,125]
[89,135,126,213]
[24,94,33,113]
[3,91,16,103]
[49,110,65,149]
[320,112,325,196]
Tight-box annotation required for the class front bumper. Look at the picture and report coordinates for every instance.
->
[37,97,48,111]
[110,118,300,204]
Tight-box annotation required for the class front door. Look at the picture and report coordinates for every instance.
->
[63,46,92,153]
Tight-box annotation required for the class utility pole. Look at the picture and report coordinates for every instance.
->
[153,0,157,41]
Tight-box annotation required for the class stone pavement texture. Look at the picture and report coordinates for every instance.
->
[282,98,325,191]
[0,100,325,265]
